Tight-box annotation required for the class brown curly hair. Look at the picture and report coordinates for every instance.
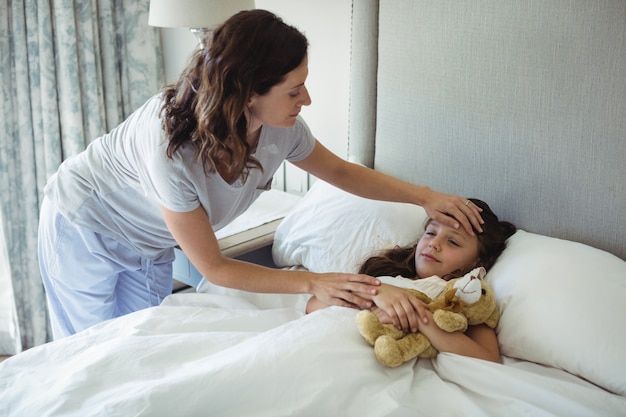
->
[160,10,308,183]
[359,199,517,278]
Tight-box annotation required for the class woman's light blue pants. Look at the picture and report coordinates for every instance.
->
[38,198,174,340]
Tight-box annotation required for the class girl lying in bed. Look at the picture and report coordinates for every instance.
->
[306,199,516,363]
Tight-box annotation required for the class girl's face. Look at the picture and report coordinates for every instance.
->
[246,56,312,132]
[414,220,481,279]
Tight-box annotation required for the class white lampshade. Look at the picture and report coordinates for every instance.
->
[149,0,255,29]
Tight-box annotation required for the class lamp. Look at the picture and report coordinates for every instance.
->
[148,0,255,47]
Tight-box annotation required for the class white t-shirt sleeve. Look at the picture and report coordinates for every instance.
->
[285,117,316,162]
[143,141,203,213]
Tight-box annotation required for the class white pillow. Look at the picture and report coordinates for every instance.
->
[272,180,428,273]
[486,230,626,396]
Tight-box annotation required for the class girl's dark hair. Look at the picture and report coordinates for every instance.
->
[358,198,517,278]
[160,10,308,183]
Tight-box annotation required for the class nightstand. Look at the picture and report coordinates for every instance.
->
[172,189,301,292]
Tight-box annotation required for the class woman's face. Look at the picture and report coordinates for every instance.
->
[414,220,481,279]
[246,56,311,131]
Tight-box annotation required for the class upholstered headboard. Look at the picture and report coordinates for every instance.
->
[349,0,626,261]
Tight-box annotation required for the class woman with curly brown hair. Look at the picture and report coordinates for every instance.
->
[38,10,483,339]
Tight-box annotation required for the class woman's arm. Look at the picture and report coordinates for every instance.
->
[161,205,380,308]
[292,141,484,235]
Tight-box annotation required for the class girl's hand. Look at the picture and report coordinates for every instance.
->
[309,273,381,310]
[371,284,430,333]
[370,306,393,323]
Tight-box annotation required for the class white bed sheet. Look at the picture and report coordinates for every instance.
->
[1,292,624,417]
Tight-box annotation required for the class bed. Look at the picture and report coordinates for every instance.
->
[2,1,625,416]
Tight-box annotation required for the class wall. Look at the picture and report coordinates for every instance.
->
[158,0,352,194]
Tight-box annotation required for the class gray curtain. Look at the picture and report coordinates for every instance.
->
[0,0,164,351]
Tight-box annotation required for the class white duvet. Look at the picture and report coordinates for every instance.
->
[1,292,624,417]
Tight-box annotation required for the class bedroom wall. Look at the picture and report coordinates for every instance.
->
[158,0,353,194]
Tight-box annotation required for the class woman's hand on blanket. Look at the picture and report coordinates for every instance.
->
[370,284,429,333]
[310,273,381,310]
[421,189,484,236]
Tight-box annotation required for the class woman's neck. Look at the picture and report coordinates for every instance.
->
[246,127,261,148]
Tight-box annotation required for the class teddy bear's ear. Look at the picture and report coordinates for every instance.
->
[470,267,486,280]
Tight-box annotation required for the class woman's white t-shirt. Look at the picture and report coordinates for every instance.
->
[44,94,315,259]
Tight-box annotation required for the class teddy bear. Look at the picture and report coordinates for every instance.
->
[356,267,499,367]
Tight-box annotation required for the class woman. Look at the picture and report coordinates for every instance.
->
[307,199,516,363]
[38,10,483,339]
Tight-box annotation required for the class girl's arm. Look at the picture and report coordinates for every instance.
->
[161,205,380,308]
[412,309,501,363]
[292,141,484,236]
[372,306,501,363]
[368,285,500,362]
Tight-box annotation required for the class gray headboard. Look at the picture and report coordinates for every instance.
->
[349,0,626,261]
